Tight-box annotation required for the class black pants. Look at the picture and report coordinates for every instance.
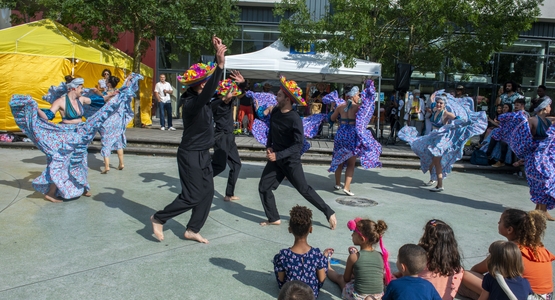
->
[258,156,335,223]
[486,138,508,163]
[212,131,242,197]
[153,148,214,233]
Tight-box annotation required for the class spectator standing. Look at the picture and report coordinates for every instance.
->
[154,74,175,131]
[237,81,254,134]
[496,81,520,109]
[406,89,425,135]
[98,69,111,93]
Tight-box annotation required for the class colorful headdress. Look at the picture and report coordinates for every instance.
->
[67,78,84,89]
[216,79,242,96]
[178,61,217,87]
[279,76,306,106]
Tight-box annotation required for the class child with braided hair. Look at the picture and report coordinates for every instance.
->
[273,205,328,298]
[461,209,555,299]
[327,218,391,300]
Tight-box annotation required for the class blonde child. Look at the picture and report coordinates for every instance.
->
[418,219,464,299]
[461,209,555,299]
[327,217,390,300]
[479,241,533,299]
[273,206,327,298]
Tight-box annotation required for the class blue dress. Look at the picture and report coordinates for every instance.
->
[325,80,382,172]
[273,247,328,298]
[492,112,555,209]
[10,74,142,199]
[398,91,487,180]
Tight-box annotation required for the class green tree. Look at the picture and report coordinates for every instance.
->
[275,0,543,76]
[1,0,240,126]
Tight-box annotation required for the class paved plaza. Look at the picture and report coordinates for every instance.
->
[0,148,553,299]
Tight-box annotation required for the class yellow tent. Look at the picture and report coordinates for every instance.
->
[0,19,154,131]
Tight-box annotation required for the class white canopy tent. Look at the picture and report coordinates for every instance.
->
[224,40,384,133]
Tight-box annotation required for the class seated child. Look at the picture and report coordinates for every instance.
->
[327,217,391,300]
[274,206,327,298]
[383,244,442,300]
[417,220,464,299]
[278,280,316,300]
[480,241,533,300]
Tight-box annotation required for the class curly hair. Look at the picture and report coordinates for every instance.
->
[502,209,546,257]
[357,219,387,245]
[418,220,462,276]
[107,76,120,89]
[289,205,312,237]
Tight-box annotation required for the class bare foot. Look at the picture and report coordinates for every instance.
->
[101,168,109,174]
[260,220,281,226]
[45,194,63,203]
[224,196,239,201]
[150,215,164,241]
[117,165,124,170]
[184,229,209,244]
[328,214,337,230]
[82,190,92,197]
[544,211,555,221]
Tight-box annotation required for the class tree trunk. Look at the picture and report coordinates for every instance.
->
[132,30,143,128]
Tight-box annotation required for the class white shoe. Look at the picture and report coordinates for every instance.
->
[334,183,344,190]
[429,186,444,192]
[343,189,355,196]
[160,127,165,131]
[169,127,176,131]
[421,180,437,187]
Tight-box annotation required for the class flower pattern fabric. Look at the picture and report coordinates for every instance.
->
[399,91,487,180]
[492,112,555,209]
[10,74,142,199]
[327,80,382,172]
[273,247,328,298]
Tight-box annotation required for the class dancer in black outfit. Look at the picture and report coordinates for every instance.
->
[258,76,337,230]
[150,36,226,243]
[211,72,244,201]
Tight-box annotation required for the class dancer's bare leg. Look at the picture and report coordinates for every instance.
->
[334,164,343,186]
[433,157,443,188]
[184,229,209,244]
[150,215,164,241]
[260,220,281,226]
[536,204,555,221]
[45,183,63,203]
[117,149,124,170]
[344,157,356,192]
[328,213,337,230]
[101,157,110,174]
[224,196,239,201]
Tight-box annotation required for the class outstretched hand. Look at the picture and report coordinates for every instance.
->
[213,36,226,69]
[230,70,244,84]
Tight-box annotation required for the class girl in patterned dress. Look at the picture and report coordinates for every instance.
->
[325,81,382,196]
[274,205,328,298]
[327,218,391,300]
[98,76,132,174]
[491,98,555,220]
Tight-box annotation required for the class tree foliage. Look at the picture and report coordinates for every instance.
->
[1,0,240,73]
[275,0,543,76]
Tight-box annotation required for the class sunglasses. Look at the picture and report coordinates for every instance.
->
[103,73,110,76]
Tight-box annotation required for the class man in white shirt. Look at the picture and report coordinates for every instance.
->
[155,74,175,130]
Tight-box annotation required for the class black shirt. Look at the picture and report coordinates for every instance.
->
[179,66,223,150]
[266,107,304,161]
[211,96,234,134]
[239,93,253,106]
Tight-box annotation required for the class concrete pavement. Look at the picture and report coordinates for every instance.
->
[0,148,551,299]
